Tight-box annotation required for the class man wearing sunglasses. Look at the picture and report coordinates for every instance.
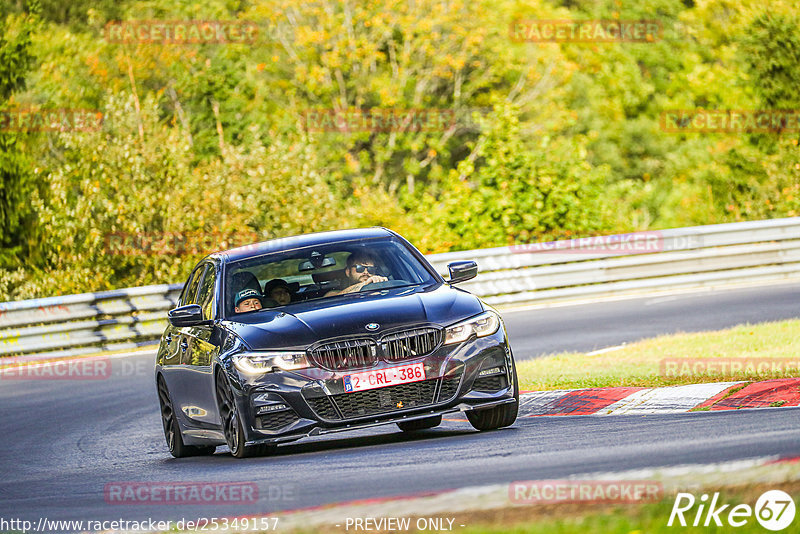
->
[326,251,388,296]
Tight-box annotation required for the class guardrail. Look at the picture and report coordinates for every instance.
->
[427,217,800,306]
[2,217,799,359]
[0,285,182,359]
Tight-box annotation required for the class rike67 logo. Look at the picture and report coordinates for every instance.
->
[668,490,796,531]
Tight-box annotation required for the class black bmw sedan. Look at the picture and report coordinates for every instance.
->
[156,227,518,458]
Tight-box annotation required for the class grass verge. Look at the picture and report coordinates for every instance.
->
[447,481,800,534]
[515,319,800,391]
[294,481,800,534]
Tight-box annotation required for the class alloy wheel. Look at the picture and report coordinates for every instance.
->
[157,378,177,451]
[215,374,242,455]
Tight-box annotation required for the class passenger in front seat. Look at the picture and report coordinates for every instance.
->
[234,288,262,314]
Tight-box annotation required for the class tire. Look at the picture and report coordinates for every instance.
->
[157,376,216,458]
[215,371,273,458]
[466,361,519,431]
[397,415,442,432]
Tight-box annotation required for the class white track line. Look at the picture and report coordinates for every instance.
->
[265,455,800,533]
[586,344,627,356]
[597,382,743,415]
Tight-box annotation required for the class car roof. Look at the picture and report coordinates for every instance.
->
[212,227,395,263]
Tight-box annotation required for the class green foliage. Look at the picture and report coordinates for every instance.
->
[15,93,349,299]
[416,104,609,251]
[2,0,800,299]
[0,4,38,267]
[2,0,126,30]
[717,9,800,221]
[740,12,800,110]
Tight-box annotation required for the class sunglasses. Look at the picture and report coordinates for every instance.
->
[353,263,377,274]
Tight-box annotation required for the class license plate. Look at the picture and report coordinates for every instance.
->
[343,362,426,393]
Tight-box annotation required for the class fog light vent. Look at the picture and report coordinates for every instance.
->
[256,403,288,415]
[478,366,503,377]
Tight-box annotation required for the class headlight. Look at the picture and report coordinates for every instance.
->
[444,311,501,345]
[233,351,310,374]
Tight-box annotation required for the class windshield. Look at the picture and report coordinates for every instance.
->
[223,236,436,317]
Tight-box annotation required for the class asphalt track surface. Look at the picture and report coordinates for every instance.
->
[504,282,800,357]
[1,282,799,525]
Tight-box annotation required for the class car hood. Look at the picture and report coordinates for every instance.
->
[222,283,483,350]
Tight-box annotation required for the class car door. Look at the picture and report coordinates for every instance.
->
[179,261,222,428]
[159,265,203,380]
[161,263,206,425]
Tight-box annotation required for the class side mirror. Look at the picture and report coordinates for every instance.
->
[447,261,478,284]
[168,304,207,327]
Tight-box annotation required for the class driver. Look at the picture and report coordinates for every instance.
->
[325,251,388,296]
[234,288,262,313]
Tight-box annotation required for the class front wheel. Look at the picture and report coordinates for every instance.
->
[157,376,216,458]
[215,371,273,458]
[466,363,519,431]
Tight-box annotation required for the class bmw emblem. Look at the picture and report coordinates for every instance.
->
[365,322,380,331]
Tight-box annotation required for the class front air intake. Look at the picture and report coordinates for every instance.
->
[308,338,379,371]
[380,327,442,362]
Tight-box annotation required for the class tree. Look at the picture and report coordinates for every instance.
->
[734,11,800,220]
[416,103,610,252]
[0,2,38,267]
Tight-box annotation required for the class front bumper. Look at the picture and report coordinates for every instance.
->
[230,328,515,445]
[247,398,517,446]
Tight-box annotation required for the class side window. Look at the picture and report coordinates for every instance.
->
[196,264,217,320]
[182,265,206,306]
[178,270,197,306]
